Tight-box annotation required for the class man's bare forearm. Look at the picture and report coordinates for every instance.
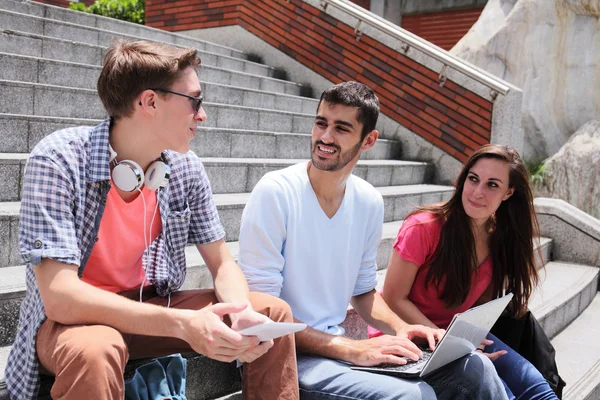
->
[35,259,192,340]
[293,318,359,363]
[212,259,251,305]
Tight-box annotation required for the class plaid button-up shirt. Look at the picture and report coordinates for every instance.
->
[6,118,225,399]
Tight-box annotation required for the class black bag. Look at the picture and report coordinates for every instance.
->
[490,310,566,398]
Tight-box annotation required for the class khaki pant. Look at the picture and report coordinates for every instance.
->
[36,289,299,400]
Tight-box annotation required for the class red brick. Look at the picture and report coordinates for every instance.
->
[164,5,196,15]
[381,82,406,99]
[440,131,468,153]
[441,124,480,150]
[417,110,443,129]
[429,80,457,100]
[300,2,320,17]
[457,106,485,126]
[454,95,481,115]
[409,122,441,141]
[463,90,493,111]
[337,71,355,82]
[388,68,415,87]
[467,120,491,141]
[428,90,459,112]
[423,106,450,125]
[423,96,448,115]
[445,80,466,95]
[478,108,492,121]
[399,82,426,101]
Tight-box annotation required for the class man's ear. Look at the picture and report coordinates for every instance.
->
[503,187,515,201]
[361,129,379,151]
[138,90,158,116]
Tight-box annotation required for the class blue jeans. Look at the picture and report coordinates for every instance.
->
[297,351,508,400]
[485,333,558,400]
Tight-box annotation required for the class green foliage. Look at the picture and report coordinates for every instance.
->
[68,1,87,11]
[525,158,546,186]
[68,0,145,25]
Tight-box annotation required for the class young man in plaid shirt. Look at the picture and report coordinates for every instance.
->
[6,40,299,400]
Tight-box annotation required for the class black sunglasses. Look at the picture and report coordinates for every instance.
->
[151,88,203,114]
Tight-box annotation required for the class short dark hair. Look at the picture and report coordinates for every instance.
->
[317,81,380,140]
[97,40,201,119]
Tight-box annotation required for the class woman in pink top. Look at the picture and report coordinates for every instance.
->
[373,145,558,400]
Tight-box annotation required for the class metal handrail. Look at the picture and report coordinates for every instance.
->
[319,0,510,97]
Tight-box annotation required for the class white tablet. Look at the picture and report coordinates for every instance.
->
[237,322,307,341]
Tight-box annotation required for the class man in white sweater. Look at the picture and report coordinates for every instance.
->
[238,82,507,399]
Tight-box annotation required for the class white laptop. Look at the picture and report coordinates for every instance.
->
[351,293,513,378]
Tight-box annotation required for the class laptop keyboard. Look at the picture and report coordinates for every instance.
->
[374,347,434,372]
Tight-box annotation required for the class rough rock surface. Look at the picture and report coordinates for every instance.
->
[533,120,600,219]
[451,0,600,160]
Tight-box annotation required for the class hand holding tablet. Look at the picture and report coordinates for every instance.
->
[237,321,307,342]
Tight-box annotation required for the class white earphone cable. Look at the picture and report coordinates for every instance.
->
[138,187,148,303]
[138,187,163,305]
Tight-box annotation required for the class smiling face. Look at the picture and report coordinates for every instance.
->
[310,101,367,172]
[154,66,206,153]
[461,157,515,224]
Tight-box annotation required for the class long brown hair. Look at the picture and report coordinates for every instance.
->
[412,144,540,317]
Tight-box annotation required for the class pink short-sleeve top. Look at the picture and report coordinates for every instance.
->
[370,212,493,335]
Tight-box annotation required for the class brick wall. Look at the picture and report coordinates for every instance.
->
[402,8,484,51]
[146,0,493,162]
[349,0,370,10]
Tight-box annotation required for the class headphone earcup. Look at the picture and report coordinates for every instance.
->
[145,161,171,191]
[112,160,144,192]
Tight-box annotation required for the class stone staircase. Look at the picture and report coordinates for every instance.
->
[0,0,599,399]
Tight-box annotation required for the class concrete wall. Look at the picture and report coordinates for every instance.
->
[535,198,600,267]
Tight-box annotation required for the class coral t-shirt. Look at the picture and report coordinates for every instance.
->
[370,212,493,335]
[81,183,162,293]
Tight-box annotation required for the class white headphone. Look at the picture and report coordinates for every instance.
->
[108,143,171,192]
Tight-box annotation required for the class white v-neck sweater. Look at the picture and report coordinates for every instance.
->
[238,162,384,335]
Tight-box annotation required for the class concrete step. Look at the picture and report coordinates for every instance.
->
[0,51,303,96]
[529,261,599,340]
[192,127,402,161]
[0,114,402,159]
[0,29,278,80]
[555,292,600,400]
[0,79,317,119]
[0,154,429,200]
[0,184,454,268]
[0,4,248,60]
[0,28,279,80]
